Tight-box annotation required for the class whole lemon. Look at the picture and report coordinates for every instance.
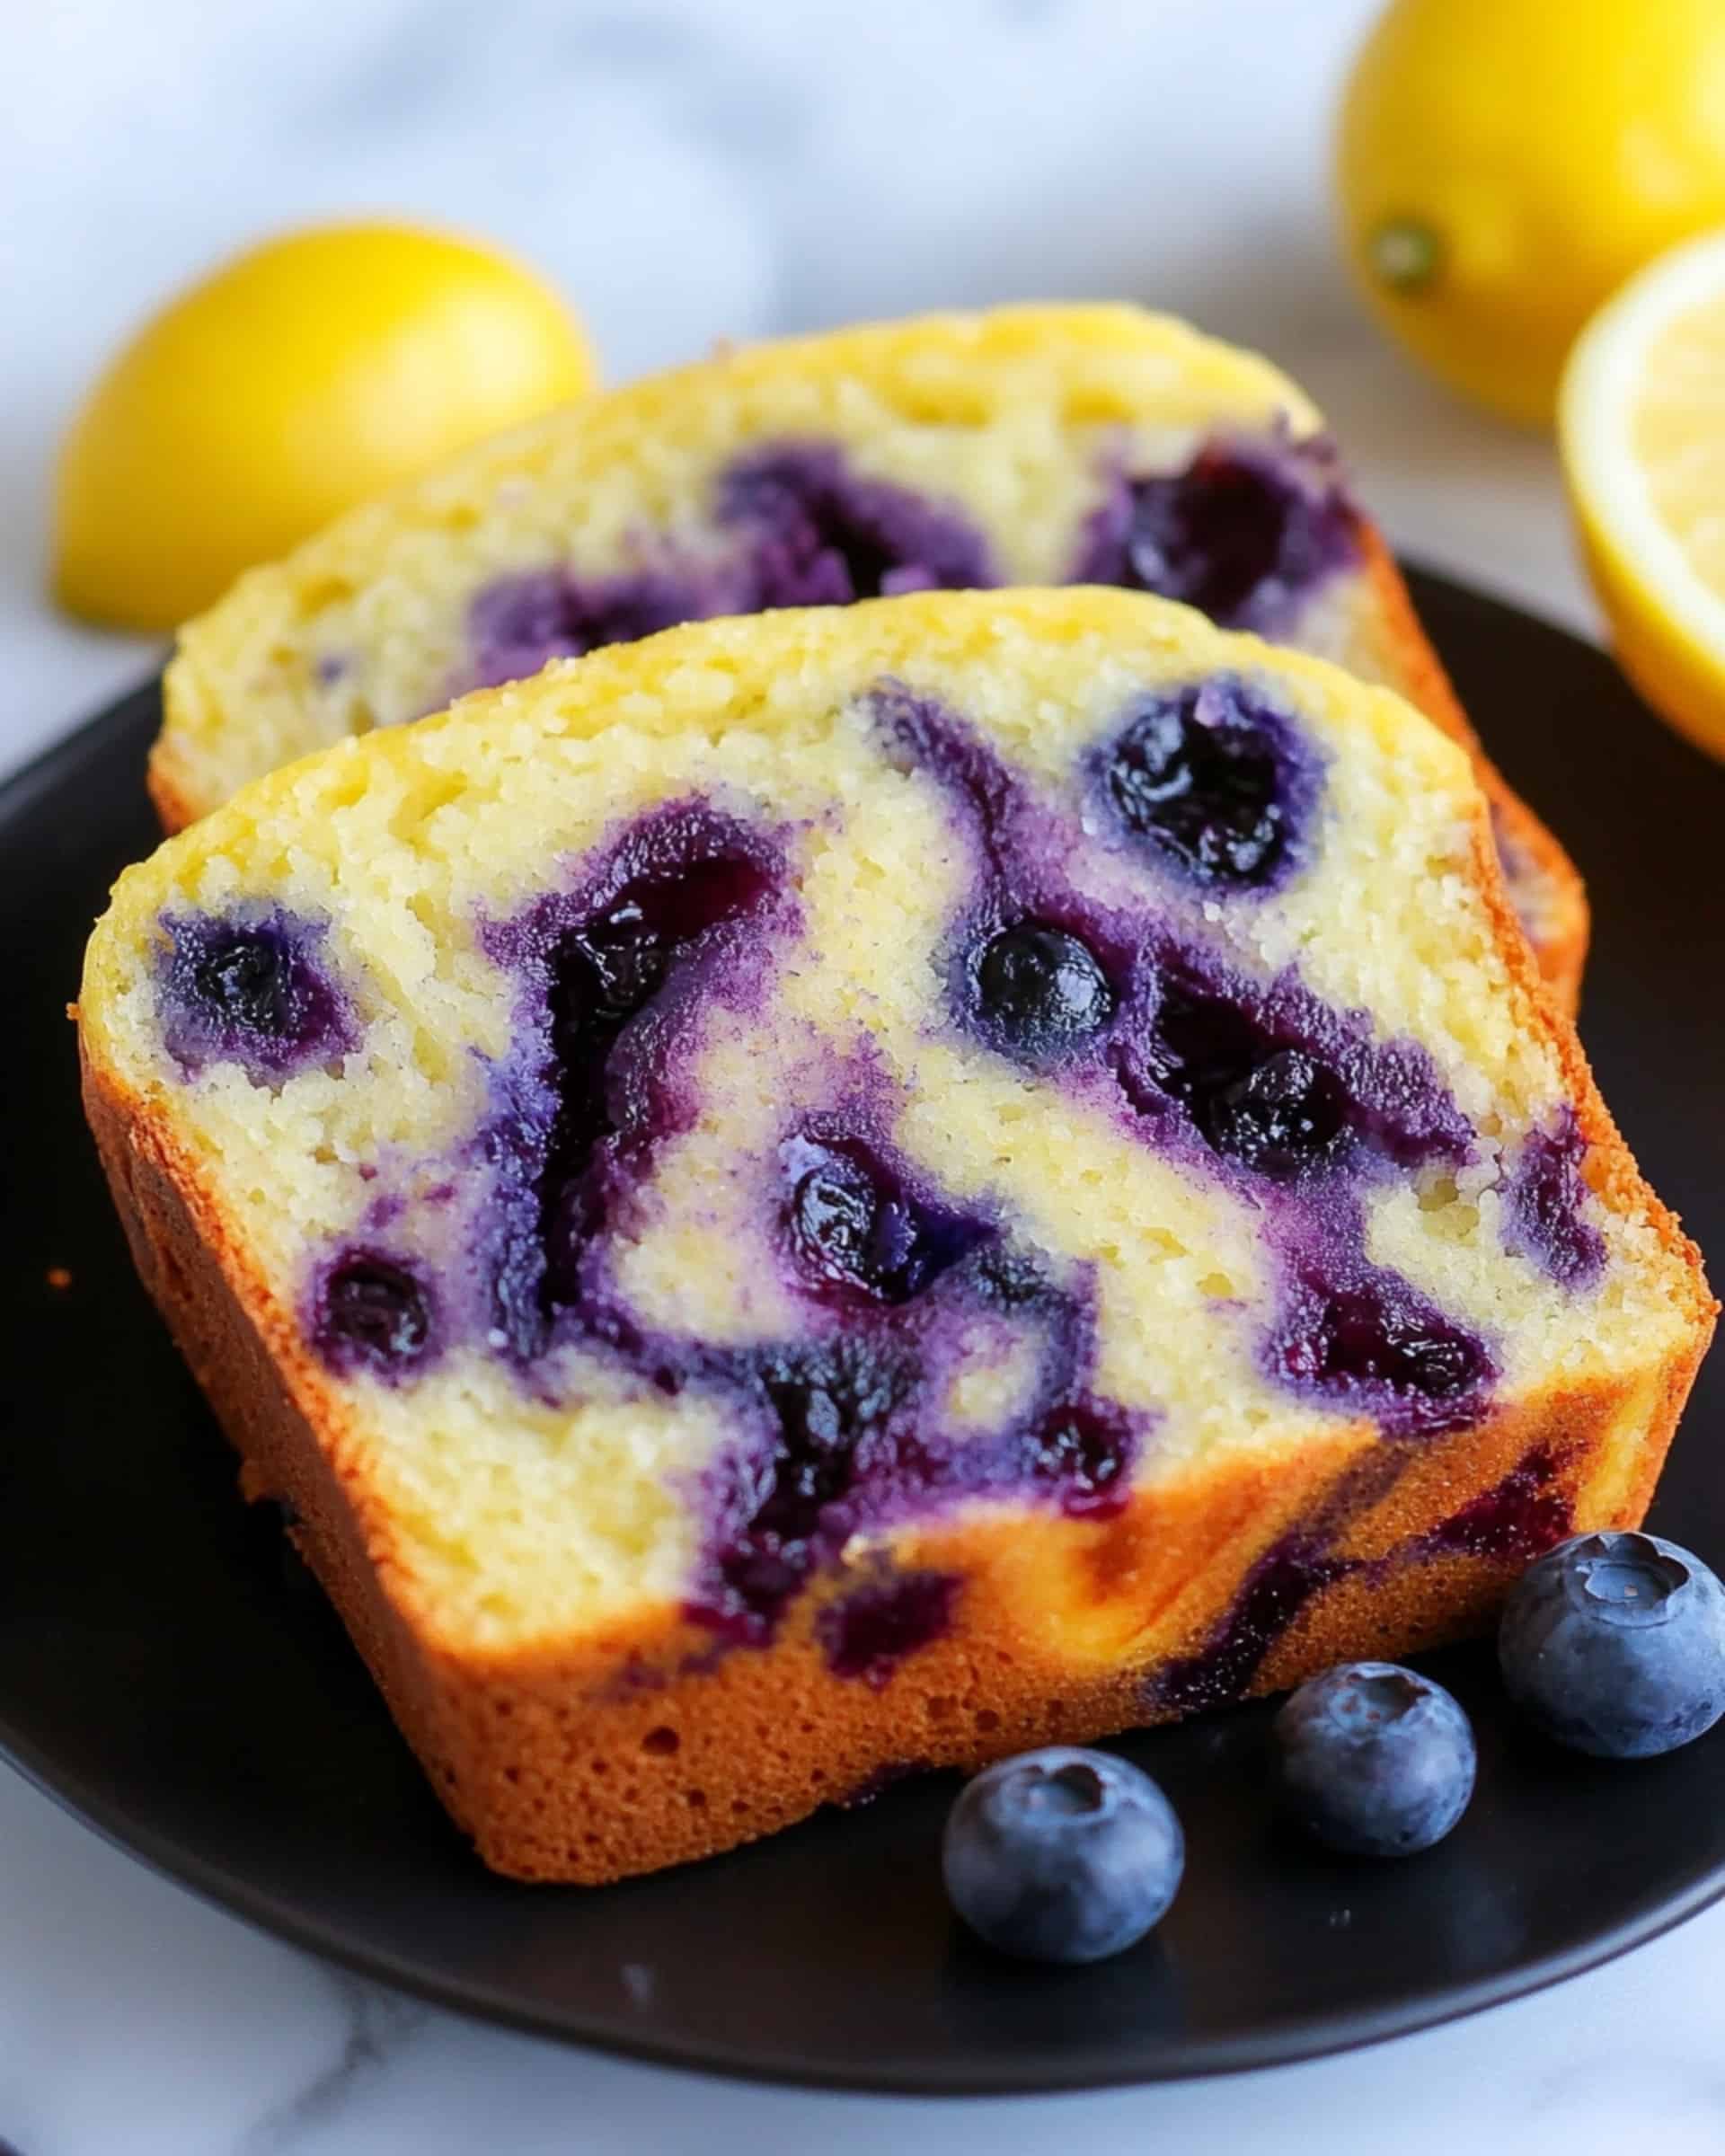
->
[1335,0,1725,427]
[54,222,598,631]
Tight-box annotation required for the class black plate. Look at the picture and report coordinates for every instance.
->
[3,570,1722,2095]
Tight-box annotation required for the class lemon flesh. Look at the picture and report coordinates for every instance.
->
[54,222,598,633]
[1561,227,1725,763]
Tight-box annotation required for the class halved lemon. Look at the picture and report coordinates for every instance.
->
[1561,228,1725,762]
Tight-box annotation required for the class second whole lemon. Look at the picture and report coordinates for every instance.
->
[54,222,598,632]
[1335,0,1725,428]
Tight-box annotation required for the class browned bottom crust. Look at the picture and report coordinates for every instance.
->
[83,1044,1707,1885]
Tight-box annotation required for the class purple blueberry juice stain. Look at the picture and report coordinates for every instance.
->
[292,680,1510,1678]
[364,1190,407,1231]
[715,442,995,604]
[458,428,1356,705]
[460,444,995,694]
[1071,431,1361,636]
[815,1571,961,1684]
[1112,942,1473,1182]
[1502,1111,1606,1290]
[1022,1399,1138,1519]
[682,1228,1148,1650]
[1154,1537,1357,1714]
[686,1330,921,1644]
[871,683,1494,1436]
[1157,1445,1573,1712]
[464,561,748,691]
[962,1251,1146,1525]
[156,905,357,1083]
[1422,1447,1570,1561]
[870,676,1044,895]
[473,800,789,1363]
[1266,1232,1494,1438]
[871,683,1469,1180]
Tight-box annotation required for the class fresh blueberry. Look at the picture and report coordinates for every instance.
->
[1499,1530,1725,1758]
[1272,1662,1476,1857]
[973,923,1115,1059]
[942,1745,1183,1962]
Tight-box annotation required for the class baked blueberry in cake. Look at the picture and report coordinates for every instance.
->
[84,592,1708,1883]
[153,305,1587,1006]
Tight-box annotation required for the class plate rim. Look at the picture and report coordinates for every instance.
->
[7,1699,1723,2098]
[8,575,1723,2095]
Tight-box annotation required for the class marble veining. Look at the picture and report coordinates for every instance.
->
[243,1981,429,2154]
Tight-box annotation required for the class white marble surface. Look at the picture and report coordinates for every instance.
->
[5,2,1717,2151]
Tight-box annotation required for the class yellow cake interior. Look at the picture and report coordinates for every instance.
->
[88,595,1702,1664]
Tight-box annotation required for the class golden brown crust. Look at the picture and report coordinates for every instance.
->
[81,952,1712,1882]
[1354,526,1589,1012]
[146,761,198,838]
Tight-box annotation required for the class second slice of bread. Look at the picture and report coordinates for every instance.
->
[155,305,1588,1005]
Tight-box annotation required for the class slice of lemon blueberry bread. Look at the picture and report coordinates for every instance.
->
[152,304,1588,1005]
[86,591,1707,1884]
